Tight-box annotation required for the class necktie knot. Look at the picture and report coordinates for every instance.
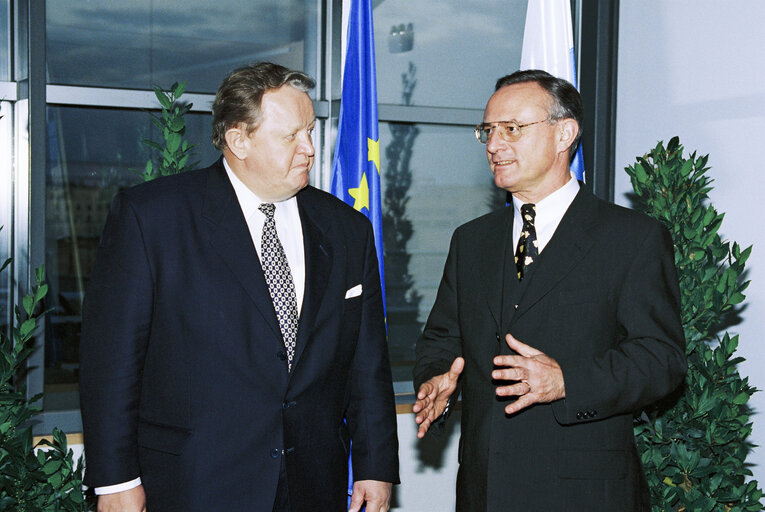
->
[520,203,536,224]
[259,203,276,219]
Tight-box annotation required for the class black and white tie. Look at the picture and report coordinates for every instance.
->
[259,203,299,371]
[515,203,538,280]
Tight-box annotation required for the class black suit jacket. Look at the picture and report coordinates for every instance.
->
[80,159,399,511]
[414,187,686,512]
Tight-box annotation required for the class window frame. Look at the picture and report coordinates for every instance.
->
[4,0,617,434]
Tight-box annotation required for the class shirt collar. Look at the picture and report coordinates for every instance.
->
[223,157,301,221]
[512,175,580,226]
[223,157,263,221]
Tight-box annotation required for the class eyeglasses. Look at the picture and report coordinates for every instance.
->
[474,119,549,144]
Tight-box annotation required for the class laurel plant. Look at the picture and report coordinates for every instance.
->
[627,137,763,511]
[0,262,86,511]
[136,81,198,181]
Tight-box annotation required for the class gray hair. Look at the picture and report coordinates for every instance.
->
[494,69,583,161]
[211,62,315,150]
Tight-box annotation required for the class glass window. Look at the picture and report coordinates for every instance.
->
[46,0,318,93]
[381,121,504,381]
[43,105,217,410]
[0,101,11,332]
[0,0,8,81]
[374,0,527,109]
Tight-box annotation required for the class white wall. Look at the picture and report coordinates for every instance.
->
[615,1,765,482]
[392,412,460,511]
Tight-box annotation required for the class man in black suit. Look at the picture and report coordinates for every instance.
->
[412,69,686,511]
[80,62,398,512]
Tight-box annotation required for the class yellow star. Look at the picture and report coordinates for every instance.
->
[348,172,370,212]
[367,137,380,174]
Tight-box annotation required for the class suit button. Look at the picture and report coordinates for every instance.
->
[576,412,584,420]
[495,333,501,342]
[277,351,287,361]
[282,401,296,410]
[270,448,281,459]
[590,410,597,417]
[514,304,519,309]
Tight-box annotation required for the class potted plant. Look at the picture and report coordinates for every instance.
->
[627,137,763,511]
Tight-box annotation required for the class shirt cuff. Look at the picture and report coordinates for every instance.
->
[94,477,142,495]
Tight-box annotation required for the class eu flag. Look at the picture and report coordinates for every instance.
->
[331,0,385,314]
[330,0,383,506]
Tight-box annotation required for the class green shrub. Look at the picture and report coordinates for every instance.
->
[627,137,763,511]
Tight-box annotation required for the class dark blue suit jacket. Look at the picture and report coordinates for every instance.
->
[80,159,399,511]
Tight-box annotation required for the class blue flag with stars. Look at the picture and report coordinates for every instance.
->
[331,0,383,505]
[331,0,385,315]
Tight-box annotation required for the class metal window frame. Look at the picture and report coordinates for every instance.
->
[578,0,620,201]
[10,0,620,434]
[20,0,343,436]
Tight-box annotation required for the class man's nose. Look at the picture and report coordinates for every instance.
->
[485,129,505,153]
[297,132,315,156]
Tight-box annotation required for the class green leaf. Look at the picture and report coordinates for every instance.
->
[167,116,185,133]
[19,318,36,338]
[166,132,181,153]
[35,283,48,302]
[173,81,187,97]
[680,158,693,177]
[634,163,648,184]
[35,264,45,283]
[142,139,163,152]
[154,87,172,109]
[23,294,34,316]
[729,292,746,305]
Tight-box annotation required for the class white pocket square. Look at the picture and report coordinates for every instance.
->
[345,284,363,299]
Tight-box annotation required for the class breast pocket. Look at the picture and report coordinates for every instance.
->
[342,295,363,334]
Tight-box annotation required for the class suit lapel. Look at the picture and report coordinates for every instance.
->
[202,160,282,341]
[291,190,332,371]
[483,207,517,332]
[512,187,598,321]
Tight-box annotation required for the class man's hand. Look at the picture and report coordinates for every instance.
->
[493,334,565,415]
[413,357,464,439]
[97,485,146,512]
[348,480,392,512]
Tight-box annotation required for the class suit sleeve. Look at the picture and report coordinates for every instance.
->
[552,222,687,424]
[79,191,154,487]
[346,223,400,484]
[413,231,463,394]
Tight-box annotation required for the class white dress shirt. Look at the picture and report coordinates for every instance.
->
[95,159,306,496]
[223,158,306,315]
[511,175,580,255]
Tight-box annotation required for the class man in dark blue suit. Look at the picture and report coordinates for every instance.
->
[80,62,399,512]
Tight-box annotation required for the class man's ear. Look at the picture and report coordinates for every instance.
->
[557,118,578,156]
[225,124,249,160]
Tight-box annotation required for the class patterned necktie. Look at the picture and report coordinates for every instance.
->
[258,203,299,371]
[514,203,538,280]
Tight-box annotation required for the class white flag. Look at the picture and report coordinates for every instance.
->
[520,0,584,181]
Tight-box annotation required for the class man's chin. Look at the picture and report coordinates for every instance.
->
[494,174,516,191]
